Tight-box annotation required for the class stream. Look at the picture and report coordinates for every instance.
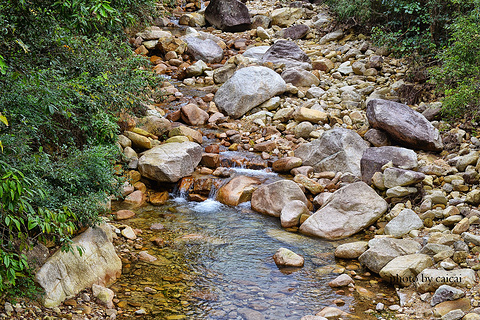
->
[111,173,397,319]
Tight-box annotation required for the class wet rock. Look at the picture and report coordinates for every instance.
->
[281,68,319,87]
[367,99,443,151]
[334,241,369,259]
[361,146,418,184]
[214,66,286,119]
[204,0,251,32]
[216,175,261,206]
[359,238,421,274]
[115,210,135,220]
[316,307,351,318]
[379,254,433,286]
[238,308,265,320]
[273,247,304,267]
[149,191,169,205]
[383,168,425,188]
[124,190,146,206]
[295,128,369,177]
[138,251,157,262]
[384,209,424,238]
[251,180,308,217]
[35,225,121,307]
[272,157,303,172]
[328,274,354,287]
[416,269,476,292]
[271,7,304,27]
[121,226,137,240]
[281,24,310,39]
[184,36,224,63]
[138,142,202,183]
[431,285,465,306]
[280,199,309,228]
[300,182,387,240]
[262,40,312,70]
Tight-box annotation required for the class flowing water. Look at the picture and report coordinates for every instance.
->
[111,182,397,319]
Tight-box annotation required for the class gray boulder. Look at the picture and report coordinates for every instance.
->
[367,99,443,151]
[204,0,251,32]
[214,66,287,119]
[35,225,121,307]
[262,40,312,70]
[359,238,421,274]
[384,209,424,238]
[251,180,308,217]
[361,146,418,184]
[138,142,202,183]
[300,182,387,240]
[184,36,224,63]
[295,128,369,177]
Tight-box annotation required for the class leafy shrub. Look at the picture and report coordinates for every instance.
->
[430,2,480,119]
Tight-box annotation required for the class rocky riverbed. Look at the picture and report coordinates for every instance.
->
[5,0,480,319]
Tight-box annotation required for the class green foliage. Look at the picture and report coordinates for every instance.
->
[0,0,162,298]
[0,164,77,294]
[430,1,480,119]
[325,0,474,56]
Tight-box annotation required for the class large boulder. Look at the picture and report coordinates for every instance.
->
[295,128,369,177]
[216,175,261,206]
[214,66,287,119]
[262,40,312,70]
[184,36,224,63]
[204,0,251,32]
[361,146,418,184]
[300,182,387,240]
[35,225,122,307]
[366,99,443,151]
[416,269,476,292]
[138,142,202,183]
[251,180,308,217]
[359,238,421,274]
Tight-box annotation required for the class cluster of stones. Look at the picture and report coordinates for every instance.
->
[15,0,480,319]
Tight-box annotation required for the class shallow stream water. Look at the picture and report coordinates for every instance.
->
[112,183,397,319]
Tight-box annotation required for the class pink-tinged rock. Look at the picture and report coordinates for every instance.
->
[123,190,146,206]
[181,103,209,126]
[115,210,135,220]
[216,175,261,206]
[138,251,157,262]
[251,180,308,217]
[328,274,354,288]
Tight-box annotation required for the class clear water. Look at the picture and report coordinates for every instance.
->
[112,195,395,320]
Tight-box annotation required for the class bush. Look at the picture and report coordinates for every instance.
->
[430,2,480,120]
[0,0,162,298]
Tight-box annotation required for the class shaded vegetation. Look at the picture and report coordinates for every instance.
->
[0,0,163,296]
